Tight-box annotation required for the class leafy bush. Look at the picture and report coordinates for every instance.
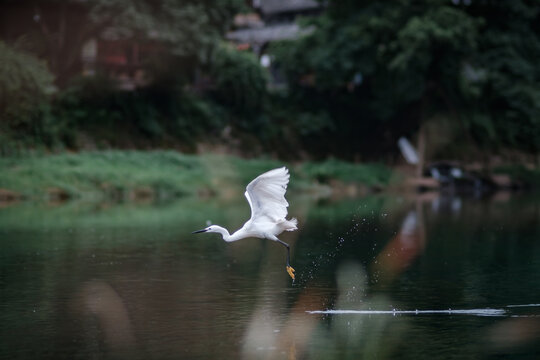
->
[54,75,119,129]
[52,75,228,148]
[0,42,55,124]
[0,42,56,152]
[270,0,540,158]
[210,44,268,119]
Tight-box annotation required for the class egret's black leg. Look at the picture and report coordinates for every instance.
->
[276,239,295,280]
[276,239,290,265]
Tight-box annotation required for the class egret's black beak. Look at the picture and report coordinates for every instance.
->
[192,229,208,234]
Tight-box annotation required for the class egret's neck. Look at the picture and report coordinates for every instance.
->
[212,226,232,242]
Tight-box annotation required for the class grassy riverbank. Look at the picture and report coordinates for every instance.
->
[0,151,392,201]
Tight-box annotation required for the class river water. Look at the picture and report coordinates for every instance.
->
[1,192,539,359]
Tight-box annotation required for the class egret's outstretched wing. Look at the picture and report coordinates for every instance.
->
[245,167,290,222]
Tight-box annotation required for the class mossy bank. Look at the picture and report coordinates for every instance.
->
[0,151,392,202]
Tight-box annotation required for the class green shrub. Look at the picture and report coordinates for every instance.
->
[210,43,268,119]
[0,42,57,153]
[0,42,55,126]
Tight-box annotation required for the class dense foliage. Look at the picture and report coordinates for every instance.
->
[468,1,540,151]
[52,75,228,149]
[0,0,253,154]
[210,44,268,119]
[0,42,56,152]
[271,0,540,156]
[0,0,539,160]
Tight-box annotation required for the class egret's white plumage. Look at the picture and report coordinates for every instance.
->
[192,167,298,279]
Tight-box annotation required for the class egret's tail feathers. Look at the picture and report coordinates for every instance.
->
[284,217,298,231]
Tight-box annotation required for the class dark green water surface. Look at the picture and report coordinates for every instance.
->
[1,193,539,359]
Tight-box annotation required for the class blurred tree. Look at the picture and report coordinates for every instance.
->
[271,0,540,158]
[0,41,54,127]
[210,44,268,119]
[466,1,540,152]
[0,0,252,151]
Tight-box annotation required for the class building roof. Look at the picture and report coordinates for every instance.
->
[257,0,320,16]
[226,23,314,44]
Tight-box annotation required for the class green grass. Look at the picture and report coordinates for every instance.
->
[0,150,392,200]
[300,158,393,187]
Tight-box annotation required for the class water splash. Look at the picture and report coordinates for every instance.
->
[506,304,540,308]
[307,304,540,317]
[307,308,507,317]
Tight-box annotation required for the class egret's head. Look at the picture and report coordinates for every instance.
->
[192,225,218,234]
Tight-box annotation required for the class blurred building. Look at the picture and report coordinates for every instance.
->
[227,0,320,54]
[0,1,162,90]
[226,0,321,87]
[81,33,161,91]
[1,0,321,90]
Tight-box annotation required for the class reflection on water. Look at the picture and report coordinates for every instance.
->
[73,280,138,359]
[1,192,539,359]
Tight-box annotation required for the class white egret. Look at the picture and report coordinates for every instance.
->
[192,167,298,279]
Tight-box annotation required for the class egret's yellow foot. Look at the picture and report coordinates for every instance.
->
[286,265,295,280]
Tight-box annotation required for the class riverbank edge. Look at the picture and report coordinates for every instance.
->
[0,150,538,204]
[0,150,390,203]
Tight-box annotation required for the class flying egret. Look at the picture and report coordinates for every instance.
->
[192,167,298,279]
